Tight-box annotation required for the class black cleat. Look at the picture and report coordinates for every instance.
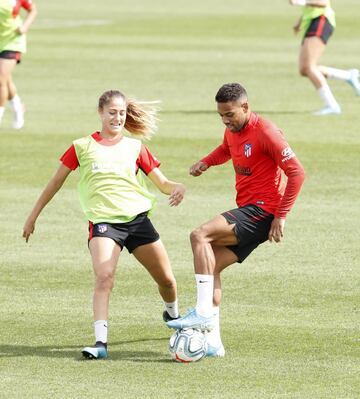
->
[163,310,180,322]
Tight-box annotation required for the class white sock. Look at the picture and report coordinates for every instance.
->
[10,94,22,112]
[0,106,4,122]
[318,84,340,109]
[195,274,214,318]
[325,67,351,81]
[165,300,179,318]
[94,320,108,343]
[206,307,222,347]
[9,94,24,129]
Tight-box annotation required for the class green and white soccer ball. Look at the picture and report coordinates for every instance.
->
[169,328,207,363]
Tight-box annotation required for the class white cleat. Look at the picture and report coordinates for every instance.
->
[166,308,215,331]
[12,103,25,129]
[347,69,360,96]
[206,343,225,358]
[313,105,341,116]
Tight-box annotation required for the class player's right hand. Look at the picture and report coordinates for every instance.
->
[293,23,301,34]
[23,219,35,243]
[189,161,208,177]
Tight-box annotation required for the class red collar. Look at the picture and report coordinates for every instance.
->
[91,131,123,146]
[241,112,258,133]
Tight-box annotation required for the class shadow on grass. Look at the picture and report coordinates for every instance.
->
[0,336,172,363]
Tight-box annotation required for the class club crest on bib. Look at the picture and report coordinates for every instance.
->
[97,224,108,233]
[244,143,252,158]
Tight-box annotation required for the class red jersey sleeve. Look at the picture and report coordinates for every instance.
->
[261,128,305,218]
[201,132,231,167]
[60,144,79,170]
[20,0,33,11]
[136,144,161,175]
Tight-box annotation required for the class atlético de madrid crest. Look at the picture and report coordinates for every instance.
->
[244,143,252,158]
[97,224,108,233]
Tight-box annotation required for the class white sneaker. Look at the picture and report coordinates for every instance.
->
[347,69,360,96]
[313,105,341,116]
[12,103,25,129]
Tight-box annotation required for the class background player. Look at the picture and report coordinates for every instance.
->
[167,83,305,357]
[0,0,37,128]
[289,0,360,115]
[23,89,185,359]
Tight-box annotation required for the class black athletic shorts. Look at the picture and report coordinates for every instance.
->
[0,50,21,63]
[88,212,160,253]
[303,15,334,44]
[221,204,274,263]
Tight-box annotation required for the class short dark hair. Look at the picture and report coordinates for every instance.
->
[215,83,248,103]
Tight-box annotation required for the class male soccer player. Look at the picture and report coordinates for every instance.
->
[167,83,305,357]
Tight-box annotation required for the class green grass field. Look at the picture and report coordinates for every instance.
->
[0,0,359,397]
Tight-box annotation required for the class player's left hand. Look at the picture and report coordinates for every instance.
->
[268,217,285,243]
[293,22,301,34]
[16,26,26,35]
[169,183,185,206]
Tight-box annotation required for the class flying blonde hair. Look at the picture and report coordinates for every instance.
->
[98,90,159,140]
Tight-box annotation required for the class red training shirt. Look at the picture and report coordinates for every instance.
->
[12,0,33,17]
[60,132,160,175]
[201,113,305,218]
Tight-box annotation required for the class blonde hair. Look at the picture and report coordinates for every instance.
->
[98,90,158,140]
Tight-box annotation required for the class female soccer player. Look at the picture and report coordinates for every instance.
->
[23,90,185,359]
[0,0,37,129]
[289,0,360,115]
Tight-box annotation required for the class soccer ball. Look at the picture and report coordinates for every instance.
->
[169,328,207,363]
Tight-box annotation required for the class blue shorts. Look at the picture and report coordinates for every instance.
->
[221,204,274,263]
[88,212,160,253]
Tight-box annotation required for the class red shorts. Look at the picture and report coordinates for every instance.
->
[0,50,21,63]
[303,15,334,44]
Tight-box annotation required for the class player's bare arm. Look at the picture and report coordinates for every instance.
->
[148,167,185,206]
[189,161,208,177]
[16,3,37,35]
[23,164,72,242]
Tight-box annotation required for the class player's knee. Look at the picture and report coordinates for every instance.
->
[95,271,115,291]
[190,227,207,245]
[0,75,8,86]
[299,64,310,77]
[159,276,176,291]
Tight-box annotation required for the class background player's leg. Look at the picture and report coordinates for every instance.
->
[0,59,16,124]
[8,76,25,129]
[299,37,340,114]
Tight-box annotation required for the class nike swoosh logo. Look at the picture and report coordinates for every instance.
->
[199,280,209,283]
